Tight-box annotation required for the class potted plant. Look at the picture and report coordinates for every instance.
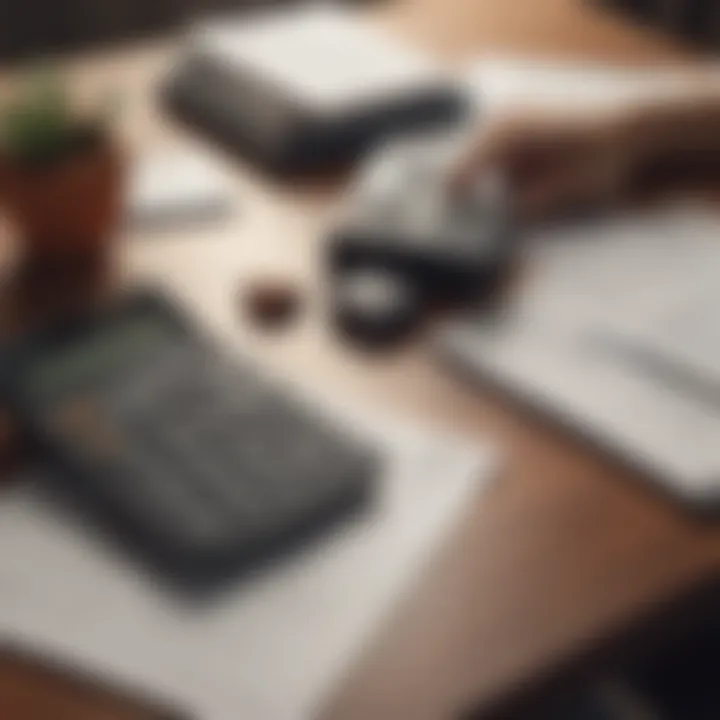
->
[0,71,124,270]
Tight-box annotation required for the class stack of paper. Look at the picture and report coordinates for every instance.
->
[438,205,720,506]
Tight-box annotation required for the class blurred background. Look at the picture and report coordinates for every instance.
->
[4,0,720,62]
[1,0,719,719]
[0,0,311,62]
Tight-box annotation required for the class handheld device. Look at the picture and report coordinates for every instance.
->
[329,133,515,303]
[1,290,377,592]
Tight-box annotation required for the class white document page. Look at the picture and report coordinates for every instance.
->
[438,207,720,502]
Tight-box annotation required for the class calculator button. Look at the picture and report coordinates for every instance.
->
[114,455,237,548]
[150,423,268,529]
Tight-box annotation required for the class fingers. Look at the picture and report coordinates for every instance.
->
[449,118,522,191]
[449,129,495,191]
[521,167,588,220]
[448,118,557,219]
[521,159,626,220]
[448,110,628,221]
[448,114,560,208]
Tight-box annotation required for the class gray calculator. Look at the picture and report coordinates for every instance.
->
[3,290,378,593]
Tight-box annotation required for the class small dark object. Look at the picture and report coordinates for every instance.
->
[245,278,302,329]
[333,268,421,348]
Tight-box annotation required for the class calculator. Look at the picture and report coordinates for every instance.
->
[2,290,378,592]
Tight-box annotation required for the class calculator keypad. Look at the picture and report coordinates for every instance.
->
[44,341,371,558]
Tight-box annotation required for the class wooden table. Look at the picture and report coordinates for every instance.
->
[2,1,720,719]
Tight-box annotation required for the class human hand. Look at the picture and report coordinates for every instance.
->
[451,110,637,220]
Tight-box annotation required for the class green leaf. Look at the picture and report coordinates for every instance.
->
[0,66,110,165]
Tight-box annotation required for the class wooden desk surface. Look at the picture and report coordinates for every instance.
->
[1,1,719,719]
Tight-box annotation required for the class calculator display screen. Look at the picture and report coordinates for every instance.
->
[22,318,175,399]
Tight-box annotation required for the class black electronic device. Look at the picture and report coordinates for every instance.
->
[163,6,467,173]
[1,290,377,593]
[329,133,515,304]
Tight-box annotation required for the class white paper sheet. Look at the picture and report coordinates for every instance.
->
[126,152,234,231]
[0,406,496,720]
[437,206,720,503]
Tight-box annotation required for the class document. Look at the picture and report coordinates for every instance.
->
[437,206,720,504]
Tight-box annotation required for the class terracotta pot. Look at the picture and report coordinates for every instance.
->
[0,140,125,263]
